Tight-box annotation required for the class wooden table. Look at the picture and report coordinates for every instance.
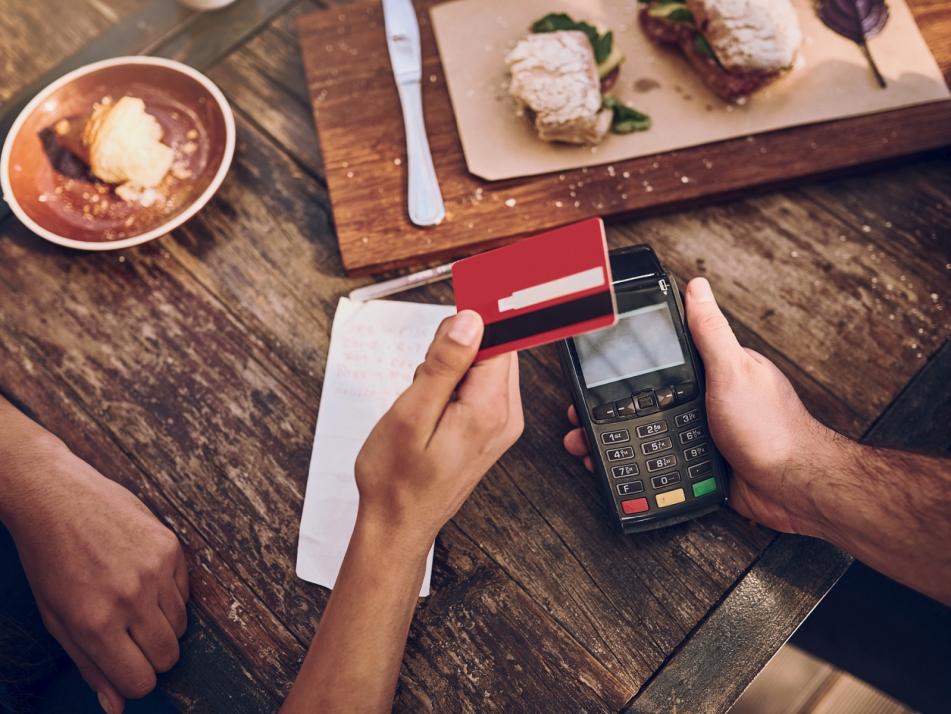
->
[0,1,948,711]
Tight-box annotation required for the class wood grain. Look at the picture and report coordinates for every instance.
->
[625,536,852,714]
[297,0,951,274]
[0,0,191,141]
[0,114,644,708]
[608,159,951,423]
[0,331,300,707]
[0,0,948,711]
[627,337,951,714]
[0,0,150,103]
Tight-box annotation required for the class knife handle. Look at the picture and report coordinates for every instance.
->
[395,80,445,227]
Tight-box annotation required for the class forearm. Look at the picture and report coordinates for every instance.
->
[282,510,429,713]
[794,429,951,605]
[0,396,66,526]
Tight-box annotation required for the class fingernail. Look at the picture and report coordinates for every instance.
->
[98,691,114,714]
[447,310,482,346]
[691,277,715,302]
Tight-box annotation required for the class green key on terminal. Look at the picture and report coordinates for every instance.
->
[692,477,718,498]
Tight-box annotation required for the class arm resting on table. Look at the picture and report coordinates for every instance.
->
[281,512,428,713]
[796,434,951,606]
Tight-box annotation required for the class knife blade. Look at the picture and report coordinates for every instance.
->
[382,0,445,227]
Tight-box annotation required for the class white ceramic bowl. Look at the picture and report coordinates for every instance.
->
[1,56,235,251]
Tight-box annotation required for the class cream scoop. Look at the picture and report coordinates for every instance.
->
[81,96,175,190]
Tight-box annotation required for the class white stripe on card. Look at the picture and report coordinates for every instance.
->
[497,266,605,312]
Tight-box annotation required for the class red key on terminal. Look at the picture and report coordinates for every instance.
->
[621,498,649,515]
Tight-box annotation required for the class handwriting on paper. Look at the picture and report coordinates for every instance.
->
[296,297,455,596]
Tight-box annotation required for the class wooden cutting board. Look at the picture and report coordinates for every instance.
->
[298,0,951,276]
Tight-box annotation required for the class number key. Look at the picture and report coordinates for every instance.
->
[651,471,681,489]
[606,446,635,462]
[611,464,640,479]
[679,426,706,444]
[600,429,630,445]
[636,420,668,438]
[683,443,710,462]
[675,410,700,427]
[641,437,673,455]
[646,454,678,472]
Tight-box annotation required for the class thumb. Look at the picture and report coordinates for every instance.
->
[396,310,484,434]
[685,278,745,377]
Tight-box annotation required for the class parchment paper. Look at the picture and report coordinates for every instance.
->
[430,0,950,181]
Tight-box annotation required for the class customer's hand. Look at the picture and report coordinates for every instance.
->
[3,438,188,714]
[564,277,836,535]
[355,310,523,553]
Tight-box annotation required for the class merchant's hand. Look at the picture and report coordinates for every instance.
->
[355,310,523,553]
[0,434,188,714]
[563,277,836,536]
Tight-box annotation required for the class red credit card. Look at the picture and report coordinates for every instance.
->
[452,217,617,360]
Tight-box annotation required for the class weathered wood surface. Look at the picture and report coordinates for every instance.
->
[296,0,951,274]
[0,0,148,104]
[630,337,951,714]
[0,0,949,711]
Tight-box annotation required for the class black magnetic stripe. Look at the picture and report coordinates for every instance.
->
[481,290,614,349]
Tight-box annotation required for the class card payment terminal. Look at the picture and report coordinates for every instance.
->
[558,245,728,533]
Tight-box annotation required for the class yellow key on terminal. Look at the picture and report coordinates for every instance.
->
[656,489,686,508]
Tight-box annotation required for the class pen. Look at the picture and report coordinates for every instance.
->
[348,261,454,302]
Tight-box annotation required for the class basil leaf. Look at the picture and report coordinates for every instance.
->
[576,21,602,52]
[667,8,695,23]
[602,96,652,134]
[593,30,613,65]
[531,13,612,64]
[694,33,716,60]
[531,13,578,33]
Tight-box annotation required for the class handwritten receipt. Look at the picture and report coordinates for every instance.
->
[296,297,455,596]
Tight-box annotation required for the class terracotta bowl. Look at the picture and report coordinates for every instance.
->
[1,56,235,250]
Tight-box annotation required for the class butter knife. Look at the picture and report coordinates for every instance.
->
[382,0,445,226]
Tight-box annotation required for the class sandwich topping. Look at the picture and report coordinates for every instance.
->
[689,0,801,74]
[638,0,802,100]
[507,31,608,144]
[506,13,651,145]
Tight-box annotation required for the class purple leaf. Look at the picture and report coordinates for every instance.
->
[818,0,889,43]
[818,0,890,87]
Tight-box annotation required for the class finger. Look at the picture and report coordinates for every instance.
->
[563,428,590,457]
[392,310,484,436]
[86,631,157,700]
[130,608,181,673]
[505,353,524,439]
[567,404,579,427]
[684,278,746,376]
[159,581,188,639]
[583,456,594,472]
[173,546,189,603]
[455,351,512,416]
[46,618,125,714]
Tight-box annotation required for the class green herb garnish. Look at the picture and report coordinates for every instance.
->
[602,96,651,134]
[592,30,614,66]
[694,33,716,60]
[665,8,695,23]
[647,1,696,25]
[531,12,614,65]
